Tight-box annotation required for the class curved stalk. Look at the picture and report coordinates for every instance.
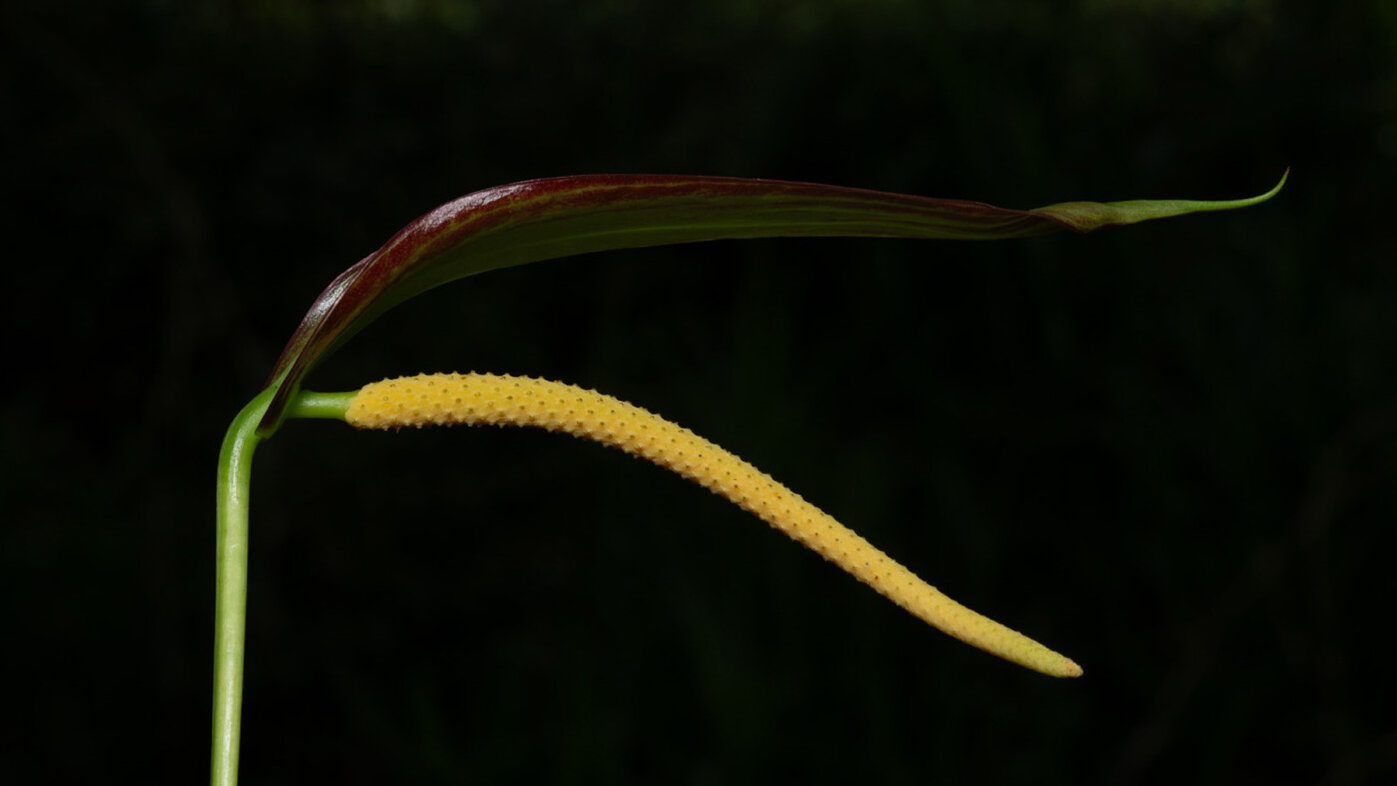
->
[211,389,352,786]
[211,391,268,786]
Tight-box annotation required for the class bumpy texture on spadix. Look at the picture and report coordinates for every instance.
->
[346,372,1082,678]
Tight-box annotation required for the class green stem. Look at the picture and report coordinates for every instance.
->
[211,390,268,786]
[288,390,358,420]
[212,388,353,786]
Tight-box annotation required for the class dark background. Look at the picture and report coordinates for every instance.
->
[3,1,1394,783]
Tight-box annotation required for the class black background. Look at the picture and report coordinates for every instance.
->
[3,1,1395,783]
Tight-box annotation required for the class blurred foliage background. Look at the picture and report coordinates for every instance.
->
[3,0,1395,783]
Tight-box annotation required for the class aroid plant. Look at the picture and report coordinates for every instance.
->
[213,172,1285,784]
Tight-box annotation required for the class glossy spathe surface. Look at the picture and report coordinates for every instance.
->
[258,172,1286,434]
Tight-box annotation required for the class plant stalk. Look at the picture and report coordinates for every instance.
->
[212,388,352,786]
[211,389,270,786]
